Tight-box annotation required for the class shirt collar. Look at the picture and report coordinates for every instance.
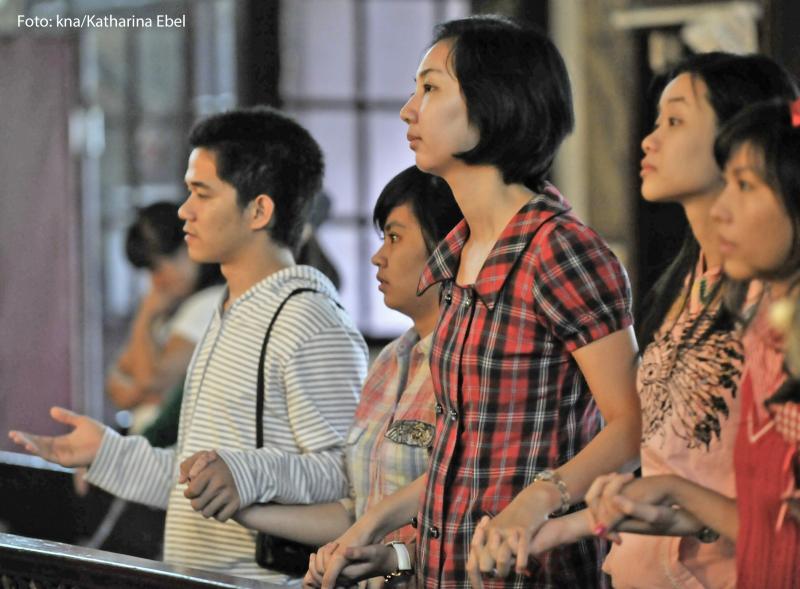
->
[418,185,572,310]
[395,327,421,356]
[395,328,432,359]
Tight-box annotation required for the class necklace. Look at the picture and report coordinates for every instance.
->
[698,275,710,305]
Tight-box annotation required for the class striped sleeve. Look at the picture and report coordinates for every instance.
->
[85,427,176,509]
[216,323,365,506]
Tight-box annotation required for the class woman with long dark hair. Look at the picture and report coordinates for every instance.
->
[583,97,800,589]
[515,53,798,589]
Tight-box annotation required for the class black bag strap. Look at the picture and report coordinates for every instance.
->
[256,287,319,448]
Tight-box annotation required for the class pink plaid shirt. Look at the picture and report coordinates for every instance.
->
[345,329,435,546]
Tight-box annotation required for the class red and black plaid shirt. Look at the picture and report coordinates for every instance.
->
[416,188,633,588]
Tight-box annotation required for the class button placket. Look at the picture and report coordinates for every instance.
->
[443,283,453,305]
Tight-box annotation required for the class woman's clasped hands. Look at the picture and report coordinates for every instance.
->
[584,473,705,541]
[302,521,395,589]
[465,471,707,587]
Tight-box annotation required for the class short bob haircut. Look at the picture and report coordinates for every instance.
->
[188,106,324,251]
[373,166,462,254]
[714,99,800,280]
[126,201,222,290]
[430,15,573,191]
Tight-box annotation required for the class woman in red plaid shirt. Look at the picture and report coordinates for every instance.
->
[306,14,641,589]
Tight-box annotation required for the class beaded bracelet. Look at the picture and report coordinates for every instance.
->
[533,469,571,516]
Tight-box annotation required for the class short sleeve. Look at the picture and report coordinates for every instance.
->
[532,221,633,352]
[168,285,224,343]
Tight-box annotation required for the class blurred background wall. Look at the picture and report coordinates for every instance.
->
[1,0,798,447]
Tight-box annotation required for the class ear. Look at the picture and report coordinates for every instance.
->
[249,194,275,231]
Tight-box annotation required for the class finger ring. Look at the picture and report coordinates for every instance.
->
[491,567,499,578]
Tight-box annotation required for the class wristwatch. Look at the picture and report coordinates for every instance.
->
[384,540,414,584]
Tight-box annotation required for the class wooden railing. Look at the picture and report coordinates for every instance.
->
[0,532,280,588]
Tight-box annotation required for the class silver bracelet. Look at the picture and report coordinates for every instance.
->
[532,469,571,516]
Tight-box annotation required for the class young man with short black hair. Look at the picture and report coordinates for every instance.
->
[10,107,367,583]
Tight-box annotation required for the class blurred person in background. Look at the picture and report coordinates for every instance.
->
[106,201,223,435]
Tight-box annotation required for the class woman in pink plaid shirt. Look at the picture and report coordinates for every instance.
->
[230,166,461,587]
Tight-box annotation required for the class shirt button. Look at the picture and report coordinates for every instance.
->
[435,403,444,415]
[429,526,440,538]
[444,291,452,304]
[449,409,458,422]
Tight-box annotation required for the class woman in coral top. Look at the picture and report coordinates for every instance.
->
[597,54,797,589]
[507,52,797,589]
[580,99,800,589]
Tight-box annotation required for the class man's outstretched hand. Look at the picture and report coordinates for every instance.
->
[8,406,104,468]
